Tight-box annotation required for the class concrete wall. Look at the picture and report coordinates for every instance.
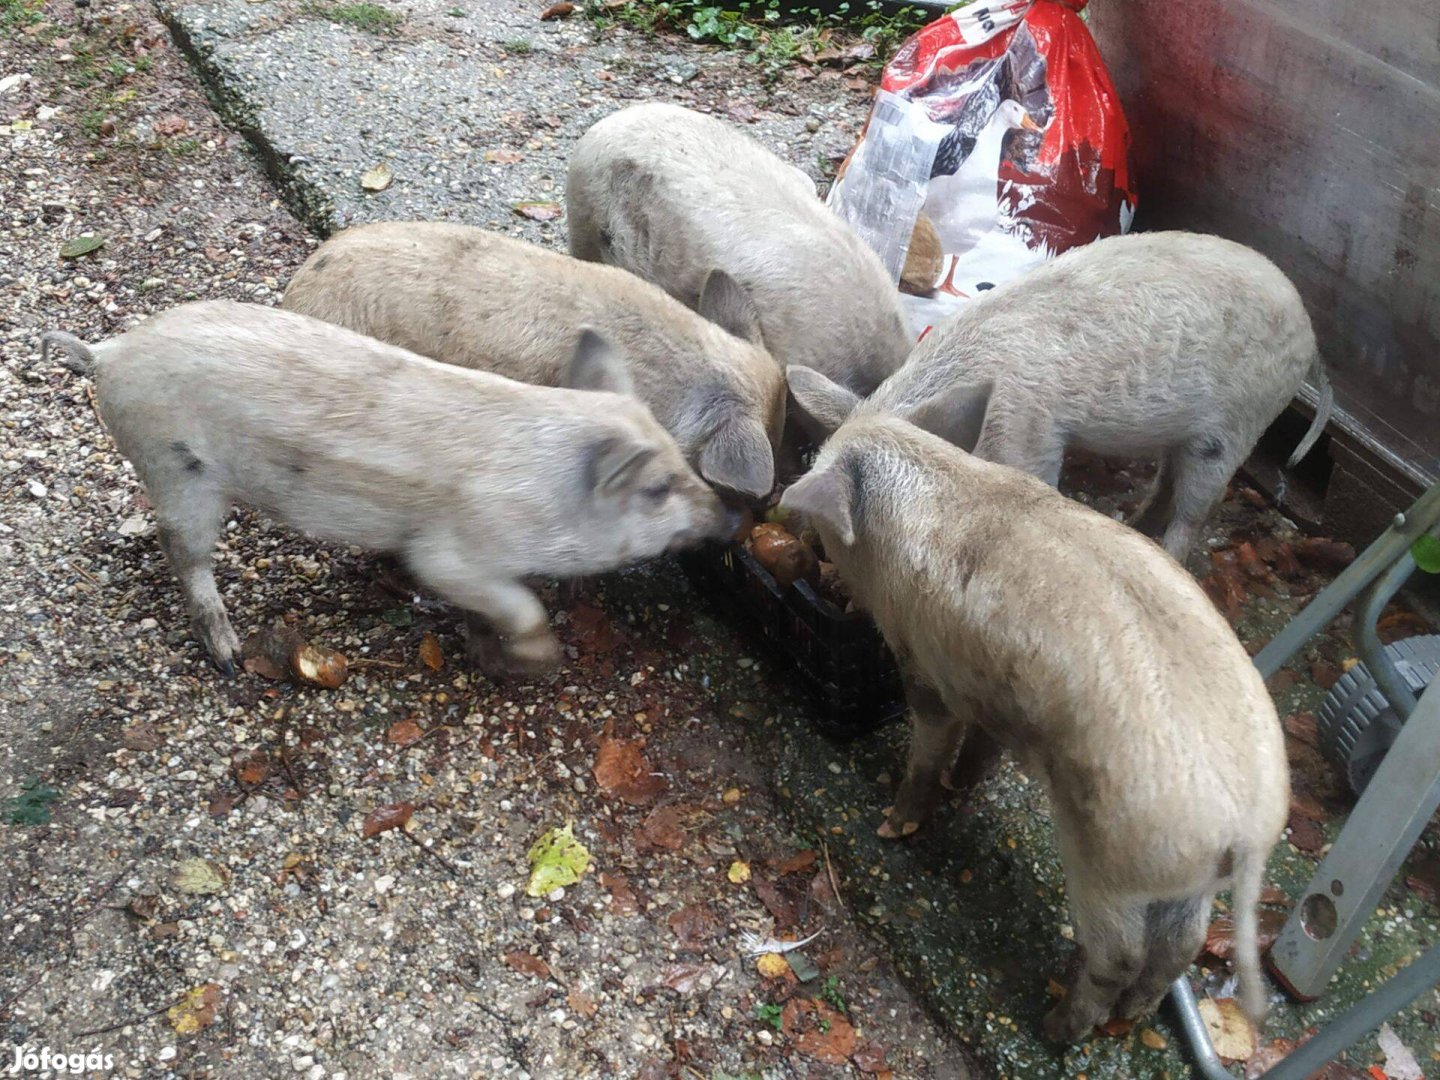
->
[1088,0,1440,490]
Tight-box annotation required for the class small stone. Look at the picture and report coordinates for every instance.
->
[497,883,516,900]
[374,874,395,894]
[26,479,47,499]
[805,117,821,132]
[547,887,565,902]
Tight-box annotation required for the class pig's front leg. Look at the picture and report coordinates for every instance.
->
[879,675,970,838]
[407,546,561,677]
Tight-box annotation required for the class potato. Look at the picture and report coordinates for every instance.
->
[748,522,819,588]
[900,213,943,297]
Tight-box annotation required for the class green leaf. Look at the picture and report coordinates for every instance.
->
[381,606,415,627]
[525,823,590,896]
[1413,534,1440,574]
[5,777,59,826]
[753,1002,783,1031]
[60,234,105,259]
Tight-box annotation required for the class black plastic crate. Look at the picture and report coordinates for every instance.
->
[681,541,907,737]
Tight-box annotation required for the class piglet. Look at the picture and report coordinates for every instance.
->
[43,301,734,676]
[282,222,783,500]
[787,231,1332,559]
[567,102,913,398]
[781,413,1288,1042]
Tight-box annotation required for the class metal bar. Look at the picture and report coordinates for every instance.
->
[1251,482,1440,679]
[1269,678,1440,998]
[1171,946,1440,1080]
[1355,550,1427,721]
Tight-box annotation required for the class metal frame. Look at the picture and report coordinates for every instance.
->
[1171,480,1440,1076]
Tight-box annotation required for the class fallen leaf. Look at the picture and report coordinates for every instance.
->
[770,849,817,876]
[1378,609,1434,644]
[727,860,751,884]
[636,804,686,851]
[154,113,189,136]
[1141,1028,1168,1050]
[232,749,270,786]
[659,962,724,996]
[362,801,414,838]
[418,632,444,671]
[1310,659,1343,690]
[483,148,523,164]
[360,163,393,192]
[503,950,550,979]
[853,1041,890,1074]
[1283,712,1319,747]
[121,722,161,751]
[174,858,226,895]
[292,643,348,688]
[1098,1016,1134,1037]
[1245,1037,1297,1078]
[1288,814,1325,854]
[1296,538,1356,573]
[756,952,789,978]
[1259,882,1291,906]
[1290,791,1329,822]
[1197,997,1257,1061]
[592,738,667,805]
[668,903,719,950]
[783,998,857,1065]
[600,871,639,915]
[569,604,616,652]
[1267,668,1302,692]
[167,983,220,1035]
[539,1,574,17]
[1404,853,1440,905]
[753,875,798,929]
[1204,909,1288,962]
[567,987,598,1017]
[513,200,562,222]
[242,624,304,680]
[387,718,424,746]
[207,793,236,818]
[59,234,105,259]
[526,822,590,896]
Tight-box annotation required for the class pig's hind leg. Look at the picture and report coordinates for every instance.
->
[1159,435,1246,560]
[1115,893,1211,1021]
[1043,878,1149,1043]
[1128,453,1176,538]
[148,474,240,674]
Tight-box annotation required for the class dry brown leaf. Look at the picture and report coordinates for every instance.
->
[121,722,161,751]
[362,801,414,838]
[659,962,723,995]
[1404,853,1440,905]
[1295,538,1356,573]
[853,1041,890,1075]
[1098,1016,1134,1037]
[154,113,189,136]
[592,738,667,805]
[770,849,817,876]
[513,200,562,222]
[1283,712,1319,747]
[1288,814,1325,854]
[1245,1037,1297,1078]
[168,983,220,1035]
[360,163,393,192]
[1197,997,1257,1061]
[484,148,523,164]
[1204,908,1288,961]
[387,718,424,746]
[567,987,598,1017]
[600,871,640,916]
[503,950,550,980]
[783,999,857,1065]
[636,804,686,851]
[569,603,616,652]
[292,643,348,689]
[242,624,304,680]
[418,632,443,671]
[1310,659,1343,690]
[1140,1028,1168,1050]
[232,749,270,786]
[539,1,574,17]
[667,903,719,950]
[752,875,798,929]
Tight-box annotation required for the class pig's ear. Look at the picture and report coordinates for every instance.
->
[588,436,659,496]
[698,416,774,499]
[907,380,992,450]
[787,365,860,435]
[698,269,764,346]
[565,327,635,396]
[780,461,856,547]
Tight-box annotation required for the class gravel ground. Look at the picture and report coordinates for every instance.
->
[0,5,974,1078]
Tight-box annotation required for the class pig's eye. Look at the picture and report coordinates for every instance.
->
[642,479,674,502]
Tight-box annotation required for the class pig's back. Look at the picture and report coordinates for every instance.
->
[571,104,908,391]
[894,231,1314,438]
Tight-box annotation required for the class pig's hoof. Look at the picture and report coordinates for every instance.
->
[876,811,920,840]
[216,657,238,678]
[1041,1005,1088,1045]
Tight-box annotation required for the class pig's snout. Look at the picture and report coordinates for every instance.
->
[667,491,739,552]
[715,504,744,542]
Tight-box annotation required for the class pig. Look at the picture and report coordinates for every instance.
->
[786,231,1334,560]
[565,102,913,398]
[281,222,783,500]
[779,413,1288,1042]
[41,301,734,677]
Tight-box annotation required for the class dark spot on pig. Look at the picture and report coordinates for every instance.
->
[976,282,995,291]
[170,441,204,474]
[1216,847,1235,878]
[312,254,331,273]
[289,463,306,475]
[843,450,868,527]
[1088,971,1126,990]
[1196,436,1226,461]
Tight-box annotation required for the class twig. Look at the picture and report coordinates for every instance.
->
[402,830,460,876]
[84,382,103,426]
[74,996,182,1038]
[347,657,406,669]
[0,971,47,1017]
[821,838,844,913]
[274,705,306,800]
